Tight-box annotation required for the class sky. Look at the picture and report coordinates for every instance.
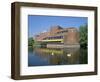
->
[28,15,87,37]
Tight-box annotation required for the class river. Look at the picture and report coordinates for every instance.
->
[28,47,87,66]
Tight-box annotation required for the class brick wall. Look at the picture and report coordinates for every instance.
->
[34,26,80,45]
[64,28,79,45]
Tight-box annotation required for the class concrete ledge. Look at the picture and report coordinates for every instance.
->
[47,44,80,48]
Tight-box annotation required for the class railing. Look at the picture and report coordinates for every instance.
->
[42,39,63,43]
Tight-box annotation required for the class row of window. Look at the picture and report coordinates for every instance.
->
[43,36,63,40]
[57,30,68,34]
[57,29,77,34]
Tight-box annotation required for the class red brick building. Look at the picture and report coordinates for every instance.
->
[34,26,80,48]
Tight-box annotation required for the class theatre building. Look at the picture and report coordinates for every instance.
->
[34,26,80,48]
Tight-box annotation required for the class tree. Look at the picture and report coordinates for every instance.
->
[79,24,87,48]
[28,37,34,47]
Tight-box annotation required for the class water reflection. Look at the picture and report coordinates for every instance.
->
[28,47,87,66]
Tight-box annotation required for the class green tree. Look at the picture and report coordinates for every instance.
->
[28,37,34,47]
[79,24,88,48]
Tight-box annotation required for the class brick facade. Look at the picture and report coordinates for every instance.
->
[34,26,80,46]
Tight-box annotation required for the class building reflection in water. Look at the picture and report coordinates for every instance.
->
[28,47,87,66]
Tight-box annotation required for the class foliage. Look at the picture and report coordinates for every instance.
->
[79,24,88,48]
[28,37,34,47]
[28,37,41,48]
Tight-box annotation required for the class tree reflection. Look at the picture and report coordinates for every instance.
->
[28,47,87,66]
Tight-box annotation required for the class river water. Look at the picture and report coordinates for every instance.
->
[28,47,87,66]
